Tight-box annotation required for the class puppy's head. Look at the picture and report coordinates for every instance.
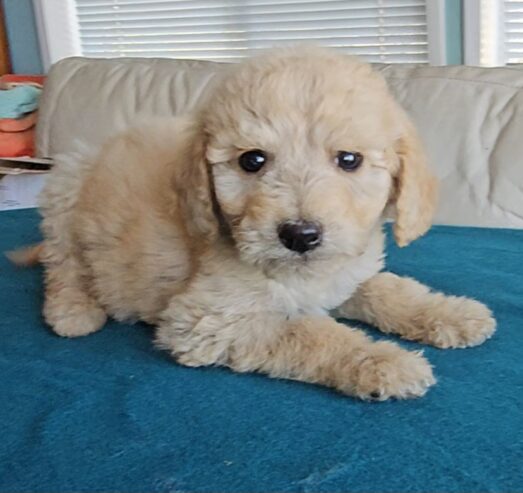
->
[179,47,438,269]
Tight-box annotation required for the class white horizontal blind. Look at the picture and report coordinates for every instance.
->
[73,0,430,64]
[505,0,523,63]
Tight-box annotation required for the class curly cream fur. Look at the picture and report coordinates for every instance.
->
[37,47,495,400]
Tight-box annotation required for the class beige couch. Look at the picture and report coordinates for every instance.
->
[36,57,523,229]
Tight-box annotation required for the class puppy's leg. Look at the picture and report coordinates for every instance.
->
[39,153,107,337]
[156,312,435,401]
[337,272,495,349]
[43,245,106,338]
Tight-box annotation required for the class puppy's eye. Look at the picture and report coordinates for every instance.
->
[239,149,267,173]
[335,151,364,171]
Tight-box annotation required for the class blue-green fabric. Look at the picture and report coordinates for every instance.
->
[0,85,41,119]
[0,209,521,492]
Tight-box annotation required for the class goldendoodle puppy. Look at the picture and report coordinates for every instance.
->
[34,47,495,400]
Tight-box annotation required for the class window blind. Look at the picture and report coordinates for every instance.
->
[505,0,523,63]
[73,0,430,64]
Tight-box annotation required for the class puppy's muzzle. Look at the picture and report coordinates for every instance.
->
[278,221,323,254]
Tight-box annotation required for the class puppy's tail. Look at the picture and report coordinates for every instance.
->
[6,243,43,267]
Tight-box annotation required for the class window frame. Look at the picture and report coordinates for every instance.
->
[33,0,81,71]
[34,0,448,71]
[427,0,448,65]
[463,0,505,66]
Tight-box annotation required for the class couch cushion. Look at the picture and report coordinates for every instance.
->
[376,64,523,229]
[36,57,523,229]
[36,57,228,157]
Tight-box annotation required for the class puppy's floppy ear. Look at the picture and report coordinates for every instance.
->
[392,108,439,247]
[174,119,219,242]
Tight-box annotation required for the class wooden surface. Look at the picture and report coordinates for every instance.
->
[0,2,11,75]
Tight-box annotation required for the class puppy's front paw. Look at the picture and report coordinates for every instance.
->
[423,296,496,349]
[349,341,435,401]
[45,298,106,338]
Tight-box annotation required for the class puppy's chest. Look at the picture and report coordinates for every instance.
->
[268,253,383,315]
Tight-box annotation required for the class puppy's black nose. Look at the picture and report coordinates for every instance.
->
[278,221,323,253]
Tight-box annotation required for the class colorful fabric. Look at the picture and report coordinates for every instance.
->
[0,85,42,119]
[0,127,35,157]
[0,111,37,133]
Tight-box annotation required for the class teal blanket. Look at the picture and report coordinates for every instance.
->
[0,209,521,492]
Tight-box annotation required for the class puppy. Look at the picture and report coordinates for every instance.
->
[36,47,495,400]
